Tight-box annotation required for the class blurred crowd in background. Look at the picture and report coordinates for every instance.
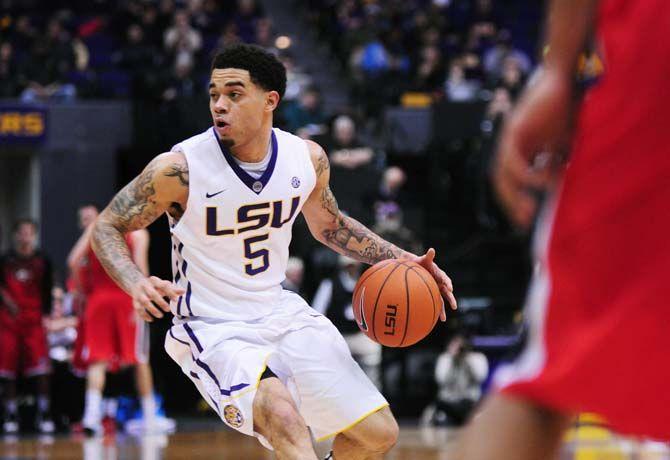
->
[0,0,548,433]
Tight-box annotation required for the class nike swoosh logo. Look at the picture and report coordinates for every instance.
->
[357,287,368,331]
[206,189,225,198]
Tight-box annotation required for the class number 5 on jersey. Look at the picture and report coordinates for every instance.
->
[244,234,269,276]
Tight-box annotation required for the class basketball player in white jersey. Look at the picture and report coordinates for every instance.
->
[91,44,456,459]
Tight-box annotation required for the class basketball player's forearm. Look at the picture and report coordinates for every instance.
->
[545,0,599,76]
[315,181,411,264]
[321,214,412,265]
[91,220,145,294]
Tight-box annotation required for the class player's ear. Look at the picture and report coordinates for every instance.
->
[265,91,280,112]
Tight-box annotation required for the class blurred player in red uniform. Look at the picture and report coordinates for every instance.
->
[69,204,98,378]
[68,205,174,435]
[458,1,670,458]
[0,219,55,434]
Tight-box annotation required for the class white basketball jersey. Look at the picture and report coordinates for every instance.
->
[168,127,316,321]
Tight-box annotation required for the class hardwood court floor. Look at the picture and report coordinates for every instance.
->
[1,423,669,459]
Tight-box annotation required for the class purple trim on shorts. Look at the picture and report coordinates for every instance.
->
[182,323,222,388]
[194,358,221,388]
[220,383,250,395]
[176,295,183,316]
[169,327,190,347]
[185,281,193,315]
[182,323,203,352]
[189,371,200,380]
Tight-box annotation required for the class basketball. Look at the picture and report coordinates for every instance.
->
[352,259,443,347]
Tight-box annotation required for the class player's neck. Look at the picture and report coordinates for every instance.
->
[16,246,34,257]
[229,127,273,164]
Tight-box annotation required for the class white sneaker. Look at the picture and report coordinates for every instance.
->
[36,413,55,434]
[125,415,176,435]
[3,416,19,435]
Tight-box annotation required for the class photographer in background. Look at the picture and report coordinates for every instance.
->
[423,334,488,427]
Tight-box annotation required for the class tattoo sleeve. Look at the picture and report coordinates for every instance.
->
[91,157,188,293]
[319,185,408,265]
[164,163,189,186]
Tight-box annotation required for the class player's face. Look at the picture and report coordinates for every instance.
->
[209,68,277,148]
[15,223,36,250]
[78,206,98,229]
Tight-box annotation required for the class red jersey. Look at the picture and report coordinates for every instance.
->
[83,235,133,293]
[0,250,52,322]
[561,0,670,235]
[498,0,670,440]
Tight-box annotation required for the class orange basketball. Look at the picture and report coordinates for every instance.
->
[352,259,443,347]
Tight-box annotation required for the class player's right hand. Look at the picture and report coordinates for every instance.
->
[131,276,185,322]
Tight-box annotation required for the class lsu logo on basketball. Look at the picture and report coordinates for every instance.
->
[223,404,244,428]
[384,304,398,336]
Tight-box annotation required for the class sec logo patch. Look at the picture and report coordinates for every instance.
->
[223,404,244,428]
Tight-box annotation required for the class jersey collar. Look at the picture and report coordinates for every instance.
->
[212,127,278,195]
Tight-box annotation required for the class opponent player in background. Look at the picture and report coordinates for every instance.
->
[69,206,173,435]
[458,1,670,458]
[91,44,456,459]
[0,220,55,434]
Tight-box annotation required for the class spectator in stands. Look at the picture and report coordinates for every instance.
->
[9,15,37,56]
[161,59,198,102]
[187,0,211,34]
[328,115,375,169]
[233,0,265,43]
[113,24,163,98]
[19,20,77,102]
[44,286,78,363]
[0,220,55,435]
[140,3,162,48]
[43,285,81,432]
[281,85,327,133]
[445,59,480,102]
[373,166,407,210]
[157,0,177,33]
[497,55,526,98]
[423,334,488,427]
[413,45,447,93]
[325,115,378,224]
[312,256,381,387]
[485,87,513,128]
[254,17,275,50]
[372,202,422,257]
[483,29,531,79]
[280,52,313,102]
[282,257,305,298]
[0,42,19,98]
[163,9,202,69]
[215,22,241,52]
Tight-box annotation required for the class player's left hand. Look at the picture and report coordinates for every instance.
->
[409,248,457,321]
[494,69,572,229]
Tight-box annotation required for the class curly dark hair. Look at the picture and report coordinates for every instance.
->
[211,44,286,100]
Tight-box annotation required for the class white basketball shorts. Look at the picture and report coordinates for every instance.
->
[164,289,388,448]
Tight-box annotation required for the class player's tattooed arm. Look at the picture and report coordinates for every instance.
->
[302,141,413,265]
[91,152,189,293]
